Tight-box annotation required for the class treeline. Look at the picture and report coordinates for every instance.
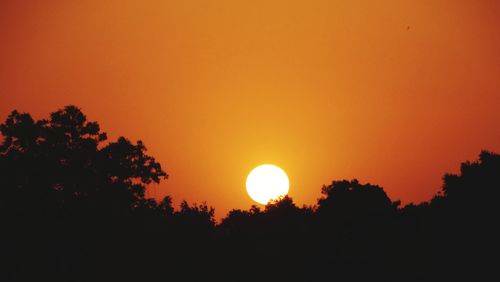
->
[0,106,498,282]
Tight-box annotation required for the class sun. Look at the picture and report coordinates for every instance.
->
[246,164,289,205]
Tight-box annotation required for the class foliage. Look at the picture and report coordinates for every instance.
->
[1,106,498,282]
[0,106,167,217]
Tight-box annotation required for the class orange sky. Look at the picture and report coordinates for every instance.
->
[1,0,499,218]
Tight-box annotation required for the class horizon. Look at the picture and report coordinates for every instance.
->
[1,0,499,219]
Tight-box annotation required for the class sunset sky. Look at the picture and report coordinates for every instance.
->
[1,0,499,218]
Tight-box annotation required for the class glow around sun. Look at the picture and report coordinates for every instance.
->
[246,164,289,205]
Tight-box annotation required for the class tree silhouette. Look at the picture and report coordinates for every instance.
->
[174,200,216,232]
[0,106,168,282]
[1,105,498,282]
[317,179,399,220]
[423,150,500,280]
[0,106,167,217]
[433,150,500,210]
[309,180,402,281]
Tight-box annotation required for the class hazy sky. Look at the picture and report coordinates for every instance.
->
[1,0,499,218]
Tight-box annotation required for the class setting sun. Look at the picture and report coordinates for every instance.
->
[246,164,289,205]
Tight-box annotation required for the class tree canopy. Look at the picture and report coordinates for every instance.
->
[0,106,497,282]
[0,106,167,216]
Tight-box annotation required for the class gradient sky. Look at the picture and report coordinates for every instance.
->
[1,0,499,218]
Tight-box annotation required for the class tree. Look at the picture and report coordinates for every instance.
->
[175,201,216,231]
[0,105,167,217]
[425,151,500,280]
[2,105,498,282]
[433,150,500,210]
[0,106,170,282]
[317,179,399,222]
